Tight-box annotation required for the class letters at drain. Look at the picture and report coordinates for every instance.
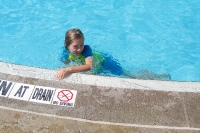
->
[0,79,15,97]
[52,89,77,107]
[8,83,34,101]
[29,86,55,104]
[0,79,77,107]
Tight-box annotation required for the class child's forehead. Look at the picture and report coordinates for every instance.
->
[71,38,84,44]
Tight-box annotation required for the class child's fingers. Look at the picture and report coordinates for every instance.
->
[56,70,63,79]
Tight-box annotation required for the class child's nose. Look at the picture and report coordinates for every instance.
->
[77,48,81,52]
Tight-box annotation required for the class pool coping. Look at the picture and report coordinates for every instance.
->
[0,61,200,93]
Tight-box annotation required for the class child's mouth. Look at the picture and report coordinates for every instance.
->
[74,52,80,55]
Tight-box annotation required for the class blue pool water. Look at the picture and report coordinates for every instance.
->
[0,1,200,81]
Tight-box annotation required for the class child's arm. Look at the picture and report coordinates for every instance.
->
[56,57,93,79]
[68,57,93,72]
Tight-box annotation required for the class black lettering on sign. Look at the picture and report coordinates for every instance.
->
[14,85,29,97]
[0,80,13,96]
[32,88,54,101]
[52,101,59,105]
[60,102,73,106]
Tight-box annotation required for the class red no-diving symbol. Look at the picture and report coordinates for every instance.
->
[57,90,73,102]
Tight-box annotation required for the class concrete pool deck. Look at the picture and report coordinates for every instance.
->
[0,61,200,132]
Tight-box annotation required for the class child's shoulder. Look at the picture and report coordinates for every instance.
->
[60,47,70,61]
[83,45,92,57]
[84,45,91,49]
[83,45,92,52]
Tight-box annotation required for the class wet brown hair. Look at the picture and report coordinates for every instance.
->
[64,28,84,50]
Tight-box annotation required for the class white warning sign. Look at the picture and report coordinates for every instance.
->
[52,89,77,107]
[8,83,34,101]
[0,79,77,107]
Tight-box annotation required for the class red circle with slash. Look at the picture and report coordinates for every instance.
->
[57,90,73,102]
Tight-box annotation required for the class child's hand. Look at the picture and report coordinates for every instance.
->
[56,68,71,80]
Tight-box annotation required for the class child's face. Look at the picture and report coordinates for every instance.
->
[67,38,84,56]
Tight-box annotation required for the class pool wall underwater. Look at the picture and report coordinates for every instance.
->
[0,61,200,132]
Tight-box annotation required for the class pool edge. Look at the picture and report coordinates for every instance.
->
[1,61,200,93]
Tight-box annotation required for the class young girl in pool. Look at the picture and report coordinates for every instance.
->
[57,28,171,80]
[56,28,93,79]
[57,28,124,79]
